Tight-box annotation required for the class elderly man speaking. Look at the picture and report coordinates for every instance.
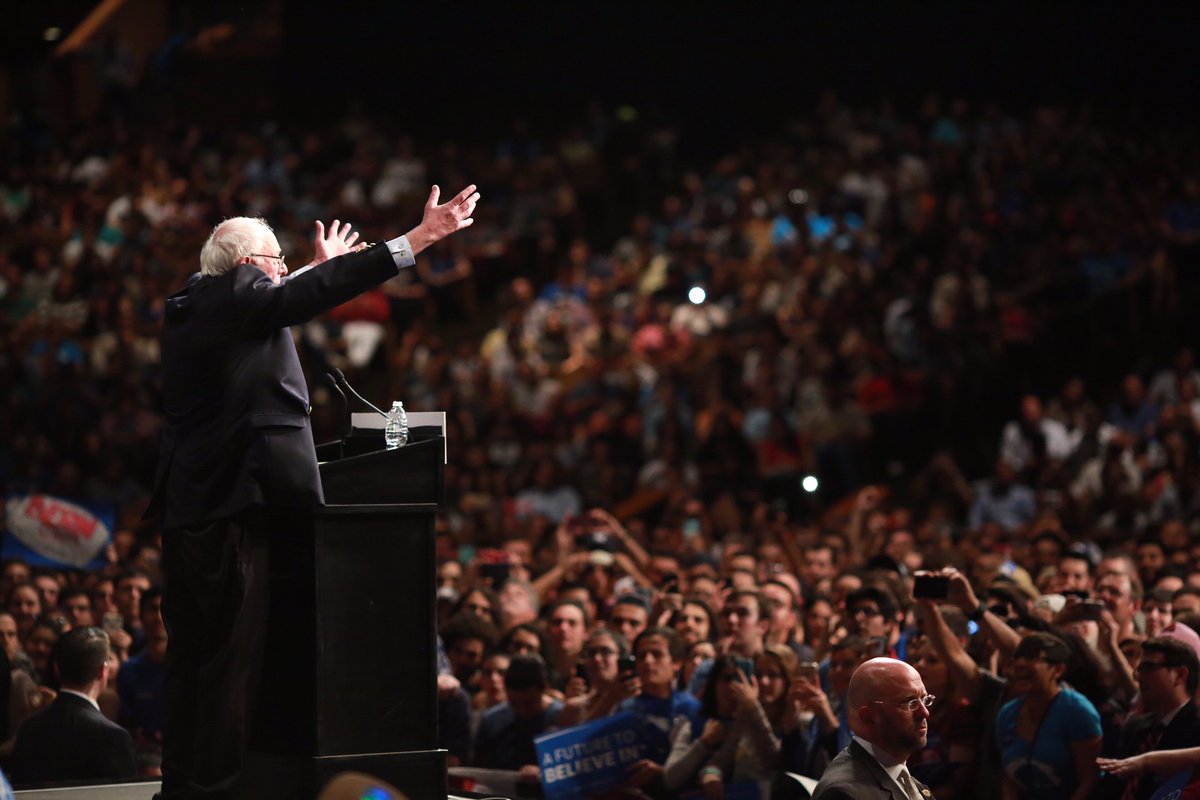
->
[148,184,479,799]
[812,657,936,800]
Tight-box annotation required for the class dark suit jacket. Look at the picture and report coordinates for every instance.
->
[9,692,137,786]
[812,739,934,800]
[148,245,399,529]
[1097,700,1200,800]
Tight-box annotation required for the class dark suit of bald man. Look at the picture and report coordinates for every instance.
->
[150,240,412,799]
[812,739,935,800]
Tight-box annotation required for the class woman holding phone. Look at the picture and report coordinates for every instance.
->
[559,628,633,727]
[663,654,780,797]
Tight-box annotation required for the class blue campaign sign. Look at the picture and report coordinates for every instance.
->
[535,712,646,799]
[3,494,113,570]
[1150,769,1194,800]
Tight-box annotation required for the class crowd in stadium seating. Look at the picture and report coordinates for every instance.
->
[4,80,1200,797]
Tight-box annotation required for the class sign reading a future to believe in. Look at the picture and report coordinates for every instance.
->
[534,712,646,799]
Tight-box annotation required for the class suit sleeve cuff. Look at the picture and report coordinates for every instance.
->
[385,235,416,269]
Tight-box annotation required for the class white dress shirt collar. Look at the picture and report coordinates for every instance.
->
[854,735,920,797]
[60,688,100,712]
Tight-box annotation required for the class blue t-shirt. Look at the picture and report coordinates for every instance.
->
[617,691,702,764]
[116,652,166,737]
[995,687,1101,800]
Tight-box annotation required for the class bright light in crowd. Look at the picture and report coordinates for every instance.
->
[43,27,62,42]
[788,188,809,205]
[801,475,819,493]
[688,286,706,305]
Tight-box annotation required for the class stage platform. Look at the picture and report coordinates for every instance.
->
[14,784,160,800]
[12,783,491,800]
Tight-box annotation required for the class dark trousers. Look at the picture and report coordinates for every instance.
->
[160,513,271,800]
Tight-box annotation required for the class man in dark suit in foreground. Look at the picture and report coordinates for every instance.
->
[150,185,479,799]
[1097,631,1200,799]
[812,657,935,800]
[9,627,137,786]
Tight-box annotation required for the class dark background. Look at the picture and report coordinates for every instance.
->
[5,4,1198,140]
[278,5,1200,136]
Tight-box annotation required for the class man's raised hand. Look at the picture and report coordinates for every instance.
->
[410,184,480,254]
[312,219,361,265]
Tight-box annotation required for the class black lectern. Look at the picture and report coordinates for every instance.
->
[243,428,447,800]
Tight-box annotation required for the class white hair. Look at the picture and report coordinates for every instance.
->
[199,217,276,278]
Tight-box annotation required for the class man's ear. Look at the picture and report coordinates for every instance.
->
[854,703,873,730]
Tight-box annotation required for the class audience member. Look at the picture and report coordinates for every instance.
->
[8,628,136,785]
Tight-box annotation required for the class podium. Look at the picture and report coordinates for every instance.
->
[244,424,448,800]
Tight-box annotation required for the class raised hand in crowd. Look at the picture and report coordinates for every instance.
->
[588,508,650,573]
[699,718,727,750]
[107,627,133,662]
[1098,747,1200,779]
[1092,604,1137,698]
[728,667,760,713]
[625,757,664,789]
[789,675,838,733]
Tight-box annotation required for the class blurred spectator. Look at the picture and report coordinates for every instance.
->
[995,633,1101,800]
[116,586,166,774]
[1096,635,1200,799]
[472,654,561,772]
[8,628,137,785]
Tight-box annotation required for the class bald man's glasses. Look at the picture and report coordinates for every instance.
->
[872,694,935,713]
[250,253,286,263]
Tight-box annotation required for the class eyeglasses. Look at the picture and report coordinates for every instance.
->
[585,647,617,658]
[872,694,936,712]
[250,253,286,263]
[1136,661,1174,675]
[851,607,883,618]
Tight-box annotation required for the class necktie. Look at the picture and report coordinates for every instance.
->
[896,769,924,800]
[1121,722,1165,800]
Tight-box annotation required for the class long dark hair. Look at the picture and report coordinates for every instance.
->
[699,655,743,720]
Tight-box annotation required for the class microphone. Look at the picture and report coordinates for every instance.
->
[323,373,351,438]
[331,368,387,418]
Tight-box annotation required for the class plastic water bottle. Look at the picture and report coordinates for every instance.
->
[384,401,408,449]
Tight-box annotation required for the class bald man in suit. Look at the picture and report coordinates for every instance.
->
[812,657,935,800]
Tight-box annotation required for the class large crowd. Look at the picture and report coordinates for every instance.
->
[3,68,1200,798]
